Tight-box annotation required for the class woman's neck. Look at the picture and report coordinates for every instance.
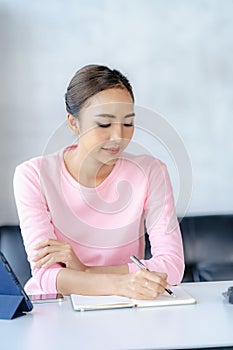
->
[64,146,116,188]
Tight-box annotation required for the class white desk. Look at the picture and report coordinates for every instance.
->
[1,281,233,350]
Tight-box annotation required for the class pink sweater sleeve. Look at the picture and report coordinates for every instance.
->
[13,160,64,293]
[128,160,185,285]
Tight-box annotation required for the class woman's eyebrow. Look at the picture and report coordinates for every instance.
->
[95,113,135,119]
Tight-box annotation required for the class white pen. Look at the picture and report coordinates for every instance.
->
[130,255,176,297]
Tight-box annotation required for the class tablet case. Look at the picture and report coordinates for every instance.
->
[0,251,33,319]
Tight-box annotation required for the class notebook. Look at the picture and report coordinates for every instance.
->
[70,285,196,311]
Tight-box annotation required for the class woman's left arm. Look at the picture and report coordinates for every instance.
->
[128,159,185,285]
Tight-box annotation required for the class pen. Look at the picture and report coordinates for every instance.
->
[130,255,176,297]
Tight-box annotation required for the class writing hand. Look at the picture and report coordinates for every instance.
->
[117,269,168,300]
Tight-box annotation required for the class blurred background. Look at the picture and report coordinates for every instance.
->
[0,0,233,225]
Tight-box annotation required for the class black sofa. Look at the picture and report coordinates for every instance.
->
[1,214,233,287]
[145,214,233,282]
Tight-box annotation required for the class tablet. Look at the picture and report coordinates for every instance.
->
[0,251,33,317]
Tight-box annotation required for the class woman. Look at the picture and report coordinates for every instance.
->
[13,64,184,300]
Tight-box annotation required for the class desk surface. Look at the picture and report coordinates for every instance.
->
[1,281,233,350]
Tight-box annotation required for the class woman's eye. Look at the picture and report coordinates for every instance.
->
[96,122,134,128]
[97,123,111,128]
[124,123,134,127]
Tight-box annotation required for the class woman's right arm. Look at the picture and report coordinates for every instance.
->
[13,159,64,293]
[57,267,168,300]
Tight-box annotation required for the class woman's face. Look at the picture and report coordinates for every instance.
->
[76,88,135,165]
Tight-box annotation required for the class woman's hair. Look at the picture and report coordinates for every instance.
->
[65,64,134,116]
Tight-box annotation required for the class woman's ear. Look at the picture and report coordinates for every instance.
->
[67,114,80,135]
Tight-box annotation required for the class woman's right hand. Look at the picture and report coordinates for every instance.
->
[32,239,85,271]
[116,269,169,300]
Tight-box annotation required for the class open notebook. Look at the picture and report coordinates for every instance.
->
[70,285,196,311]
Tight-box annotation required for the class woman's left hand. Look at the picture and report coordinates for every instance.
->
[32,239,85,270]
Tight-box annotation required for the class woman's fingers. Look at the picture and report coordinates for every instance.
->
[34,238,63,250]
[32,239,85,270]
[33,244,63,262]
[34,254,57,268]
[119,269,169,300]
[143,270,168,290]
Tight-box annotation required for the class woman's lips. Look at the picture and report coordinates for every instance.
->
[102,147,120,154]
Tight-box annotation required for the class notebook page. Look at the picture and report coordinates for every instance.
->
[71,294,134,311]
[133,286,196,307]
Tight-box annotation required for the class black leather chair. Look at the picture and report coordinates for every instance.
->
[180,215,233,282]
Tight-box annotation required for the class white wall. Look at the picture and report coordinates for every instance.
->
[0,0,233,224]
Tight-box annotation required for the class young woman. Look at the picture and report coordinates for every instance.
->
[13,64,184,300]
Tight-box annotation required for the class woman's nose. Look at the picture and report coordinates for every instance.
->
[110,123,123,140]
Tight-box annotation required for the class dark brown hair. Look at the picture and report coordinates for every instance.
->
[65,64,134,116]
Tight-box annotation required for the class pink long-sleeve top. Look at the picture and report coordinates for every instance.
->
[13,145,184,294]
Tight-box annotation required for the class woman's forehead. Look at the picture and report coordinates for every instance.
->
[84,102,134,116]
[77,89,134,122]
[85,88,133,107]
